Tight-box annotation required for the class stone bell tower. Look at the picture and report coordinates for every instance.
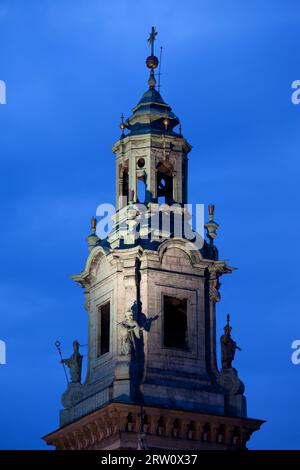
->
[44,28,264,450]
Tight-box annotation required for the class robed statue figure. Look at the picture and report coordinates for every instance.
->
[220,315,241,369]
[120,310,142,356]
[61,340,83,383]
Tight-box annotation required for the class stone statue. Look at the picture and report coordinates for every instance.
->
[120,310,142,355]
[61,340,83,383]
[220,315,241,369]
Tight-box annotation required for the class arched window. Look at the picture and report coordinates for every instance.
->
[156,161,173,204]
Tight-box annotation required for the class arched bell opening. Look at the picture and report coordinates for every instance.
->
[122,168,129,200]
[118,162,129,208]
[156,161,174,205]
[137,175,146,204]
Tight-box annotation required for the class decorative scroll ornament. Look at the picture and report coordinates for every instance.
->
[209,277,221,303]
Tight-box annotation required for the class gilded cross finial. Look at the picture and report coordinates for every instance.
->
[146,27,159,88]
[148,26,158,56]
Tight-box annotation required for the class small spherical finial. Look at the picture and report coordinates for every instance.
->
[163,116,169,130]
[120,113,126,135]
[146,55,159,70]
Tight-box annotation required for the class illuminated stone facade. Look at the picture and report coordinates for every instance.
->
[44,30,264,450]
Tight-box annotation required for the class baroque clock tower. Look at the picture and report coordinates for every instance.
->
[44,28,264,450]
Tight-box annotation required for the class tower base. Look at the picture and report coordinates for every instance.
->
[43,402,264,450]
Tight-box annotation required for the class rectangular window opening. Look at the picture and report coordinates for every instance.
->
[163,296,188,350]
[97,301,110,357]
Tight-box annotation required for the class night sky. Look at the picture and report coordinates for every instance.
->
[0,0,300,449]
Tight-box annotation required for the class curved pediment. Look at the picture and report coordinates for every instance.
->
[71,246,110,287]
[158,238,203,268]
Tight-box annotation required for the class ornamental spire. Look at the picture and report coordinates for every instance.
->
[225,314,232,332]
[86,216,99,251]
[205,204,219,245]
[146,26,159,89]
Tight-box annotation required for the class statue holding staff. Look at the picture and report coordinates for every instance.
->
[61,340,83,383]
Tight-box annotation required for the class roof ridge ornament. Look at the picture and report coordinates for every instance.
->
[120,112,126,138]
[205,204,219,245]
[86,216,99,251]
[225,313,232,332]
[146,26,159,89]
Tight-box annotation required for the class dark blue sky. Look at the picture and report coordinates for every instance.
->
[0,0,300,449]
